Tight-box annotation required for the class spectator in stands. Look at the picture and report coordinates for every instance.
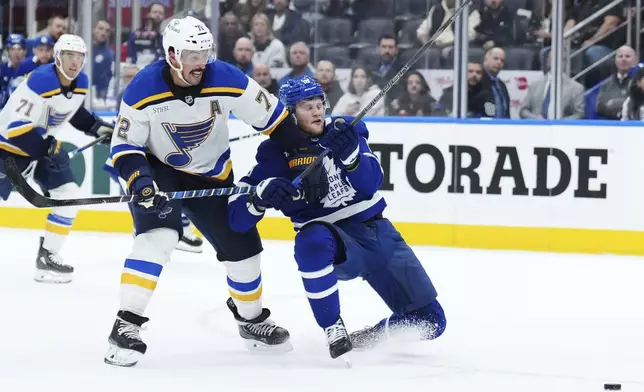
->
[218,12,246,65]
[332,65,384,116]
[236,0,269,32]
[620,67,644,120]
[268,0,311,45]
[389,71,437,117]
[417,0,480,47]
[438,62,494,117]
[233,37,255,76]
[250,13,287,68]
[314,60,344,111]
[372,34,405,108]
[252,63,279,95]
[92,20,114,101]
[564,0,623,86]
[596,45,638,119]
[481,47,510,118]
[474,0,515,51]
[519,51,584,119]
[28,14,67,56]
[127,2,166,69]
[278,41,314,86]
[527,0,552,68]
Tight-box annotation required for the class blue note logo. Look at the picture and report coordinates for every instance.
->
[163,100,222,168]
[46,107,72,130]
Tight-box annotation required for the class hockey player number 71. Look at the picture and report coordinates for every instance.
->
[16,99,35,117]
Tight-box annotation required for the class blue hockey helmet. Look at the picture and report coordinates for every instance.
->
[279,75,328,111]
[5,33,26,49]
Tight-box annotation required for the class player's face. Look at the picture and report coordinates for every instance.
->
[295,98,325,136]
[8,46,25,64]
[58,50,85,79]
[34,45,53,63]
[176,48,213,85]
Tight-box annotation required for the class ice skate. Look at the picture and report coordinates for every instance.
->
[325,316,353,359]
[175,229,203,253]
[226,297,292,352]
[104,311,149,367]
[34,237,73,283]
[349,319,389,350]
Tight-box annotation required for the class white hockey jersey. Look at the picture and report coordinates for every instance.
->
[110,60,288,181]
[0,64,88,157]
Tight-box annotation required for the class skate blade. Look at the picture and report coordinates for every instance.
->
[174,241,203,253]
[337,353,352,368]
[34,269,72,284]
[104,344,143,367]
[243,338,294,353]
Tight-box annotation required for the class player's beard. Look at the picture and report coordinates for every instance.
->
[186,67,205,85]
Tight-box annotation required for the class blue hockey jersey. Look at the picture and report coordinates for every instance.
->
[228,118,386,232]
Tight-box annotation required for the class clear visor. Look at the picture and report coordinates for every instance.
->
[60,50,86,62]
[180,48,216,65]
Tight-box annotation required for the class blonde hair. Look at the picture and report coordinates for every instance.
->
[250,13,274,41]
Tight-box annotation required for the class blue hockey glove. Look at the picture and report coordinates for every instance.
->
[42,136,70,172]
[85,114,114,144]
[253,177,301,211]
[300,163,329,204]
[127,171,169,213]
[318,117,360,169]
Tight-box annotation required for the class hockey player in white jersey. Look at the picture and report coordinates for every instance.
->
[0,34,113,283]
[104,16,307,367]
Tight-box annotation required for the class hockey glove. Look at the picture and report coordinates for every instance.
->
[253,177,301,211]
[85,114,114,144]
[300,162,329,204]
[318,117,360,170]
[127,171,169,213]
[42,136,70,173]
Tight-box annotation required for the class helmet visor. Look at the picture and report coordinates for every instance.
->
[180,48,216,65]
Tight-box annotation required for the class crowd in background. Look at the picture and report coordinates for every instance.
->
[2,0,644,120]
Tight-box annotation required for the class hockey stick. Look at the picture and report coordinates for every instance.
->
[68,134,110,159]
[229,132,264,143]
[3,157,257,208]
[292,0,473,186]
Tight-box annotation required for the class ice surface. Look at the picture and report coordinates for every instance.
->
[1,228,643,391]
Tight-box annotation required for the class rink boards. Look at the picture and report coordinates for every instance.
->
[2,116,644,255]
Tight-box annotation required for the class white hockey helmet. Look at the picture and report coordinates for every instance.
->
[162,16,216,85]
[53,34,87,81]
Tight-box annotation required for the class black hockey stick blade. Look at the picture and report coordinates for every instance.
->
[4,157,134,208]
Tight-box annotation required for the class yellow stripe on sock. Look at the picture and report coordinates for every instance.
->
[121,272,157,290]
[228,285,263,302]
[45,222,71,235]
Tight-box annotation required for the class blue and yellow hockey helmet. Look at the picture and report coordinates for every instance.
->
[279,75,329,112]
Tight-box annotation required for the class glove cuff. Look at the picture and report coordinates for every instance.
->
[340,145,360,167]
[248,194,267,214]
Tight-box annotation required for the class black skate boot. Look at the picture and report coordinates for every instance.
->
[175,230,203,253]
[324,316,353,359]
[104,310,149,367]
[34,237,73,283]
[226,297,292,352]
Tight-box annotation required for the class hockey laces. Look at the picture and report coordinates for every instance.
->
[325,320,348,345]
[117,321,142,340]
[246,320,278,336]
[45,252,66,267]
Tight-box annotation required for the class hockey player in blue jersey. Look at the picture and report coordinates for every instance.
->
[104,16,308,367]
[228,76,446,359]
[13,35,54,83]
[0,34,113,283]
[1,34,27,108]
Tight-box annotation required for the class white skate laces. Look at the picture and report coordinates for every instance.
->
[245,320,278,336]
[117,320,143,340]
[325,320,348,345]
[43,252,65,266]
